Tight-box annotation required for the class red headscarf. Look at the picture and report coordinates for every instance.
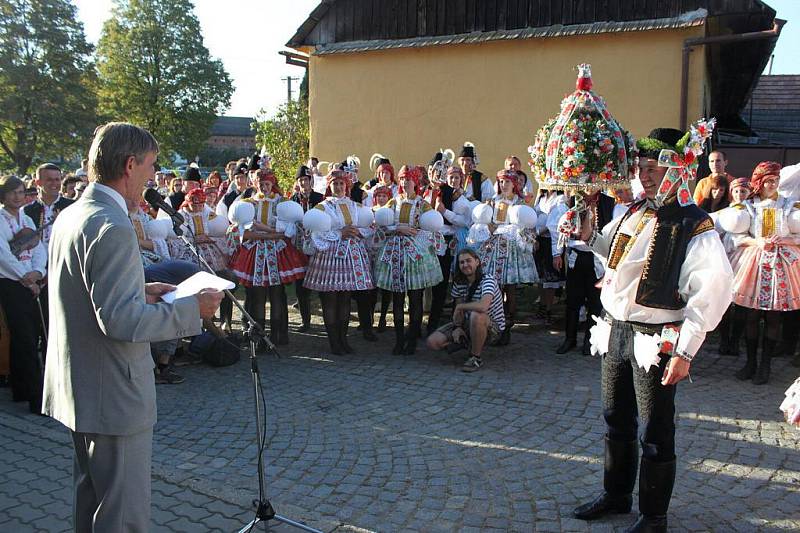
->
[495,170,522,198]
[375,163,396,184]
[253,169,277,189]
[397,165,423,195]
[181,187,206,210]
[325,169,352,198]
[749,161,781,198]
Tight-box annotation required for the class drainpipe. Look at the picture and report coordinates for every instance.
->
[679,18,785,131]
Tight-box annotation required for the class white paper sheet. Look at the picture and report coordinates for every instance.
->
[160,271,234,304]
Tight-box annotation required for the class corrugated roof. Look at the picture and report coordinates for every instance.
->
[210,116,256,137]
[311,9,707,55]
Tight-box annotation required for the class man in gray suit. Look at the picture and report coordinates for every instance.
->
[43,122,224,532]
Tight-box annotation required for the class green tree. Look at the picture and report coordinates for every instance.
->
[254,99,309,193]
[0,0,98,175]
[96,0,232,160]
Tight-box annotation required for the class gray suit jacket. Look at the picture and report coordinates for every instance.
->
[43,184,202,435]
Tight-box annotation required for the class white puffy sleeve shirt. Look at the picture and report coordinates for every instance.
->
[0,208,47,280]
[593,206,733,359]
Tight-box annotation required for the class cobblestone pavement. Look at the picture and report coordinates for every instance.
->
[1,310,799,532]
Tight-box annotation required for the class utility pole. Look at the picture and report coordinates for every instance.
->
[282,76,301,105]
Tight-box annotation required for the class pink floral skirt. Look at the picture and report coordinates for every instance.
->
[732,243,800,311]
[230,238,307,287]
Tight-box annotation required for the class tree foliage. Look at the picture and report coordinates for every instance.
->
[0,0,98,175]
[96,0,232,160]
[254,99,309,193]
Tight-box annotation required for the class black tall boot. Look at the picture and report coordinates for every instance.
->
[625,458,675,533]
[556,311,579,354]
[735,339,759,380]
[340,318,354,354]
[392,324,405,355]
[325,322,344,355]
[403,323,418,355]
[296,282,311,332]
[574,438,637,520]
[357,292,377,342]
[753,338,774,385]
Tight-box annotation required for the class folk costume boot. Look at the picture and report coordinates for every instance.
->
[556,312,579,354]
[325,323,344,356]
[753,339,775,385]
[625,458,675,533]
[403,324,419,355]
[574,437,637,520]
[735,339,759,381]
[339,320,354,354]
[392,325,405,355]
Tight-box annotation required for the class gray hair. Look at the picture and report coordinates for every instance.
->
[88,122,158,184]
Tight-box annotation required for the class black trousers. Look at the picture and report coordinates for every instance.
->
[602,320,676,463]
[0,278,43,403]
[565,250,602,341]
[428,244,453,332]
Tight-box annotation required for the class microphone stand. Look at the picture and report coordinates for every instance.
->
[169,220,322,533]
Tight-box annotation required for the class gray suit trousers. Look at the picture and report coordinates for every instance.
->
[71,428,152,533]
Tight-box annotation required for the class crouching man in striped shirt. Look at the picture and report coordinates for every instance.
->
[426,248,506,372]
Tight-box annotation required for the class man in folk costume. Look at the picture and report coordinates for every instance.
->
[290,165,324,332]
[458,143,494,202]
[24,163,75,247]
[574,123,733,532]
[216,163,252,219]
[24,163,75,354]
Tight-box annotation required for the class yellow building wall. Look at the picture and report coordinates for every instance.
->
[307,26,707,182]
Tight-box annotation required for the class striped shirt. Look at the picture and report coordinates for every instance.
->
[451,275,506,330]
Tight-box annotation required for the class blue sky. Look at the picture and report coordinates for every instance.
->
[73,0,799,118]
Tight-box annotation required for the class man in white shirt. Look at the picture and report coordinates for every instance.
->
[573,128,733,532]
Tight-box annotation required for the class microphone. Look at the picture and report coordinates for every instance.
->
[143,188,184,225]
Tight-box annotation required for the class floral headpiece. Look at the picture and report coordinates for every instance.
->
[528,64,635,192]
[655,118,716,206]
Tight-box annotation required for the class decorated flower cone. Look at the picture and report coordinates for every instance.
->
[528,64,636,244]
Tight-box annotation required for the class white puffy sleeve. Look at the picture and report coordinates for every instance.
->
[675,230,734,359]
[546,202,568,256]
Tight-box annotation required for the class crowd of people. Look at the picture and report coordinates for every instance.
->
[2,142,800,397]
[1,119,799,532]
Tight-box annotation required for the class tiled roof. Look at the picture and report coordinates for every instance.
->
[742,75,800,146]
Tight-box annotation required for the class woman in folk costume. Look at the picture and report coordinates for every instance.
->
[472,170,539,343]
[169,188,237,332]
[128,196,172,267]
[230,168,307,345]
[302,170,375,354]
[0,175,47,413]
[368,185,394,332]
[427,164,473,334]
[711,176,752,357]
[170,188,233,272]
[724,162,800,384]
[533,187,566,326]
[374,165,444,355]
[363,154,397,207]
